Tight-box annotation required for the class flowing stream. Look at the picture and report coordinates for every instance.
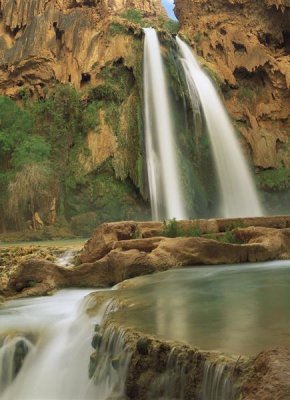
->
[0,289,127,400]
[176,37,263,218]
[1,261,290,399]
[143,28,187,221]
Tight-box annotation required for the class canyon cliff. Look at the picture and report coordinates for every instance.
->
[0,0,289,235]
[175,0,290,172]
[0,0,163,96]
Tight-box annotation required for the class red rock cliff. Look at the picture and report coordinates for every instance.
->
[175,0,290,170]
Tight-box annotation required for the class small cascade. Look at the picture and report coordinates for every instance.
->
[201,361,234,400]
[149,348,186,400]
[55,250,76,267]
[0,292,132,400]
[0,336,33,393]
[89,324,131,400]
[143,28,187,221]
[176,37,263,218]
[0,290,103,400]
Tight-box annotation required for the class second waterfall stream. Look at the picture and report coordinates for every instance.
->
[143,27,262,219]
[176,36,263,218]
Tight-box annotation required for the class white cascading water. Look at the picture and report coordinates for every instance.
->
[0,290,130,400]
[0,337,33,393]
[176,37,263,218]
[143,28,187,221]
[55,250,76,267]
[201,361,234,400]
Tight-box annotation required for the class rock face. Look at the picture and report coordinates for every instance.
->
[0,0,162,97]
[88,295,290,400]
[175,0,290,170]
[4,216,290,298]
[241,347,290,400]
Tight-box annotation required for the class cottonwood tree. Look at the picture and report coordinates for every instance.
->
[8,164,53,230]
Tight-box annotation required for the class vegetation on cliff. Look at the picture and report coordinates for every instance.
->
[0,82,149,237]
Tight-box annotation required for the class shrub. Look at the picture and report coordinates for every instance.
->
[109,23,126,35]
[162,218,181,237]
[257,168,290,191]
[162,219,201,238]
[120,9,144,25]
[163,20,180,34]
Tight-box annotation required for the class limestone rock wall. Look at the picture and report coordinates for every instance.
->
[175,0,290,170]
[0,0,162,97]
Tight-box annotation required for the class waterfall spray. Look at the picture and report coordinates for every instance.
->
[143,28,187,220]
[176,37,263,218]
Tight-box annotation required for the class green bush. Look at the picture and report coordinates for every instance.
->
[109,23,126,35]
[121,9,144,25]
[218,231,238,244]
[90,83,118,102]
[163,19,180,34]
[206,229,242,244]
[257,168,290,191]
[162,219,201,238]
[162,218,181,237]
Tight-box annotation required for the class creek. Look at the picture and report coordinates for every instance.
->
[0,260,289,399]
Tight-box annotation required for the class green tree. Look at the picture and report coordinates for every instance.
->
[8,163,52,228]
[32,85,97,217]
[0,97,51,231]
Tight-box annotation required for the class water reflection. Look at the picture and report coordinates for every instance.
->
[114,260,290,355]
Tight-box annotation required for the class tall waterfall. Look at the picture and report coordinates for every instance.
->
[143,28,187,220]
[176,37,263,218]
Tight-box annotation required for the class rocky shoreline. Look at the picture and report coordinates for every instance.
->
[1,216,290,299]
[1,216,290,398]
[87,290,290,400]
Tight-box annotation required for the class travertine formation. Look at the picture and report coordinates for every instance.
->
[3,216,290,299]
[175,0,290,169]
[0,0,161,96]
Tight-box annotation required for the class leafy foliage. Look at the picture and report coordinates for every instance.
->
[0,86,100,229]
[257,168,290,191]
[162,19,180,34]
[8,163,52,223]
[162,219,201,238]
[120,9,144,25]
[109,22,126,35]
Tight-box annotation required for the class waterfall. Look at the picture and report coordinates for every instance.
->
[55,250,76,267]
[143,28,187,221]
[89,324,131,399]
[0,290,130,400]
[176,37,263,218]
[201,361,234,400]
[149,348,186,399]
[0,337,33,393]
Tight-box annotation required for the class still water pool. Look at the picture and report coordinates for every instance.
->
[113,260,290,355]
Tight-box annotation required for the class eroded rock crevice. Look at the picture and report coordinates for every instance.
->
[176,0,290,174]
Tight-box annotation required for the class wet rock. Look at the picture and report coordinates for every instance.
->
[13,339,30,377]
[91,333,102,349]
[89,352,98,379]
[136,337,151,355]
